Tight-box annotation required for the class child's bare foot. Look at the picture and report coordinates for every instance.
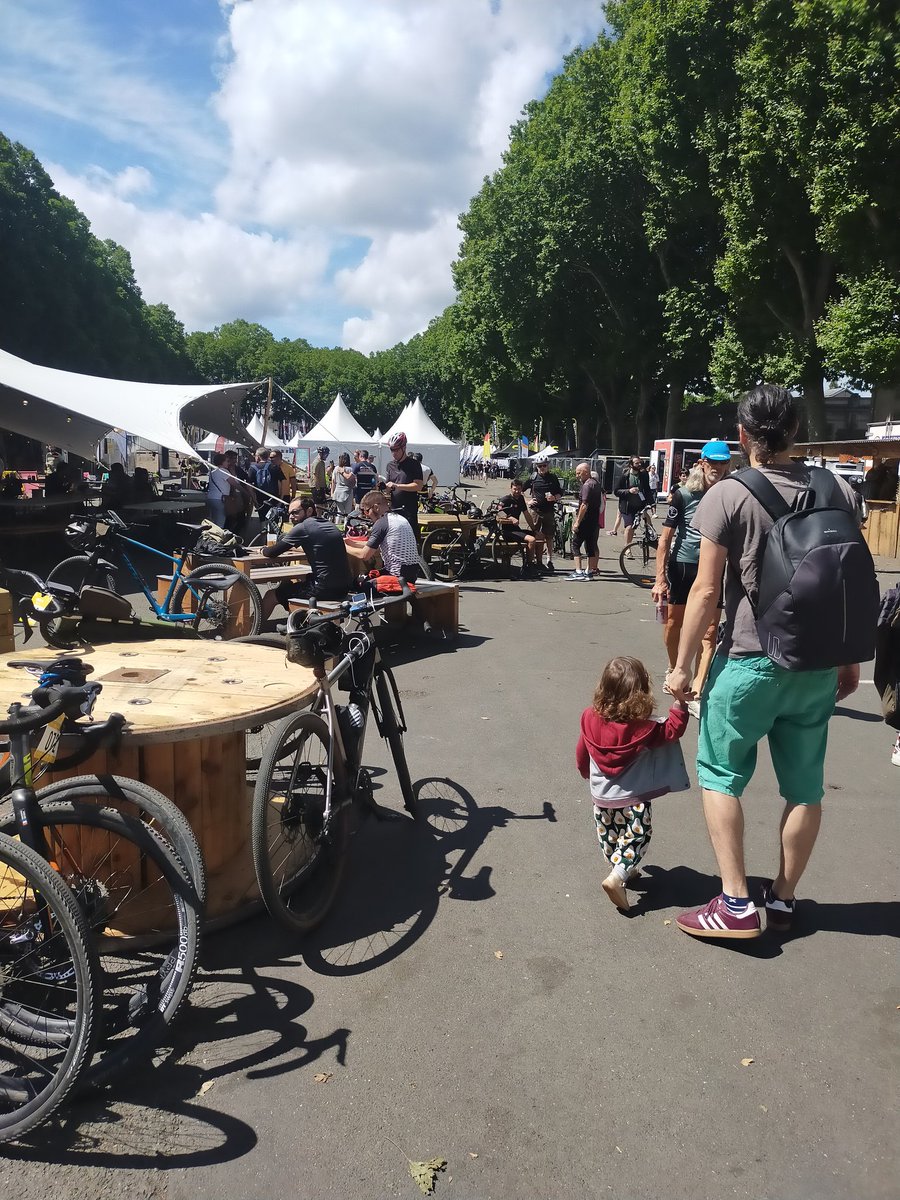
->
[602,872,630,910]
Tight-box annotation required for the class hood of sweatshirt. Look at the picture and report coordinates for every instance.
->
[579,708,659,776]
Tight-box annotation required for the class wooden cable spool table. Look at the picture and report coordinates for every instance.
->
[0,639,317,926]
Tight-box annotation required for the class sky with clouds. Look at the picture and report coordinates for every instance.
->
[0,0,606,352]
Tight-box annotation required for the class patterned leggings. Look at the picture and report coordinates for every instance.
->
[593,803,652,871]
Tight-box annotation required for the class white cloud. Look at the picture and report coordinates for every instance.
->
[48,165,331,332]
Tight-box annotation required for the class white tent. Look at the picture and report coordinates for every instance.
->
[242,414,293,450]
[529,445,559,462]
[0,348,260,460]
[194,431,249,453]
[294,394,376,463]
[381,397,460,484]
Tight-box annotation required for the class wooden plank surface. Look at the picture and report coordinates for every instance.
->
[0,640,317,743]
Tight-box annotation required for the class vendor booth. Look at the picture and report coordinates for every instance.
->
[796,436,900,557]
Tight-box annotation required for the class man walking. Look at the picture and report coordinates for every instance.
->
[615,456,651,558]
[668,386,862,940]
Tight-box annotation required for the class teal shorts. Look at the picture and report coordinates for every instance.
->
[697,654,837,806]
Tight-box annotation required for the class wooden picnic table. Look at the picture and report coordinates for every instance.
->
[0,639,317,925]
[417,513,482,543]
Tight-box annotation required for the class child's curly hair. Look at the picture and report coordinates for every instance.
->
[593,656,654,721]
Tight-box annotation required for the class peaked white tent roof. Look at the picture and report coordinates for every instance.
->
[295,394,375,450]
[0,348,260,460]
[243,414,293,451]
[195,431,249,452]
[380,397,460,482]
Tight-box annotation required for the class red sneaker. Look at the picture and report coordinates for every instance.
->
[676,894,761,940]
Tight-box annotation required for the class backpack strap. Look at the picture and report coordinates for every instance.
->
[729,468,791,521]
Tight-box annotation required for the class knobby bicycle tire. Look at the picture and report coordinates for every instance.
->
[0,802,200,1089]
[252,711,350,934]
[47,555,118,594]
[420,529,464,582]
[33,775,207,907]
[0,833,99,1142]
[618,540,655,588]
[170,562,263,640]
[373,665,417,816]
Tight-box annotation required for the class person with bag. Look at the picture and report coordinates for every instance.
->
[615,456,651,558]
[576,656,690,912]
[668,385,877,940]
[331,452,355,518]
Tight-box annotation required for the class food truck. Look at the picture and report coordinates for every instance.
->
[650,438,744,495]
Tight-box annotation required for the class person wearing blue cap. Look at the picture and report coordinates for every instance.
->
[652,440,732,714]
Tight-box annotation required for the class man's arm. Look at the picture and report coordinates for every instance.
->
[668,538,727,700]
[652,525,675,604]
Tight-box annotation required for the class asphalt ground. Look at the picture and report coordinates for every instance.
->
[0,487,897,1199]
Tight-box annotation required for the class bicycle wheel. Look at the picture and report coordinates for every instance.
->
[0,834,99,1143]
[33,775,206,906]
[252,712,350,934]
[420,530,464,582]
[491,536,524,576]
[618,539,655,587]
[47,555,117,593]
[0,802,200,1088]
[171,563,263,640]
[373,664,417,816]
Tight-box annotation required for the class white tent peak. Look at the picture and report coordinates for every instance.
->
[382,398,456,447]
[295,394,375,450]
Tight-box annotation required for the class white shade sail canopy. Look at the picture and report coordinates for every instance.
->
[0,348,261,460]
[381,397,460,483]
[295,394,376,462]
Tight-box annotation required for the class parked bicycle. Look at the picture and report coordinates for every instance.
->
[46,511,263,640]
[251,583,417,933]
[420,503,525,581]
[0,658,203,1093]
[619,505,659,587]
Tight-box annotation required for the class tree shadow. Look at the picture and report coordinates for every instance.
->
[299,779,555,976]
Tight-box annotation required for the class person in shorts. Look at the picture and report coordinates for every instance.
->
[568,462,602,580]
[652,441,731,711]
[667,386,861,940]
[496,478,543,575]
[260,495,353,624]
[526,461,563,572]
[615,456,651,557]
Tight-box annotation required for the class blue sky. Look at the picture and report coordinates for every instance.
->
[0,0,606,351]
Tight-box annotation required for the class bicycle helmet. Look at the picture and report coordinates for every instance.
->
[387,431,407,450]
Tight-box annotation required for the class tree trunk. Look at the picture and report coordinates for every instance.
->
[575,414,594,451]
[665,380,685,437]
[635,378,654,456]
[801,357,827,440]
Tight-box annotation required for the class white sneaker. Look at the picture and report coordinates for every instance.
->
[892,736,900,767]
[566,570,586,581]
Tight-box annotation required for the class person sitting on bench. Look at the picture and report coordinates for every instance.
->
[260,496,353,624]
[354,490,420,583]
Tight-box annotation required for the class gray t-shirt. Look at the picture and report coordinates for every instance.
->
[692,465,859,657]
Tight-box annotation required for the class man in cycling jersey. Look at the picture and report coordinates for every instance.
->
[352,490,420,583]
[497,478,544,575]
[384,432,423,527]
[260,495,353,623]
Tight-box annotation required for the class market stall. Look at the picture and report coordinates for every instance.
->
[796,437,900,557]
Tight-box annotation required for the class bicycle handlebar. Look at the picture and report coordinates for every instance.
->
[287,581,413,635]
[0,684,89,735]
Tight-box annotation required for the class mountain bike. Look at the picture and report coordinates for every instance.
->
[46,511,263,640]
[619,506,659,587]
[0,832,100,1141]
[419,504,508,582]
[251,583,417,933]
[0,661,202,1087]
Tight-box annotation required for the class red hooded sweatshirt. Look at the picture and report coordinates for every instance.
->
[576,705,689,779]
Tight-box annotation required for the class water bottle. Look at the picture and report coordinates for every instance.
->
[656,600,668,624]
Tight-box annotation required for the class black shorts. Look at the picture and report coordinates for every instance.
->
[666,559,699,606]
[572,520,599,557]
[503,528,530,544]
[399,563,420,584]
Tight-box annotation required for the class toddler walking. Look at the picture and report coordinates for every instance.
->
[576,656,689,910]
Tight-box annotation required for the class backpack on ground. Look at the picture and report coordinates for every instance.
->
[732,467,879,671]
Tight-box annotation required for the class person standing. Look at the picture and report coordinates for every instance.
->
[331,453,355,518]
[311,447,329,505]
[205,452,232,528]
[648,463,659,506]
[352,450,379,504]
[568,462,603,581]
[384,432,423,528]
[668,386,863,940]
[271,450,297,501]
[652,441,732,715]
[526,460,563,573]
[411,452,437,498]
[615,456,651,558]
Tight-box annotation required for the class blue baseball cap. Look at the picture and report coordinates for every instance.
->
[700,439,731,462]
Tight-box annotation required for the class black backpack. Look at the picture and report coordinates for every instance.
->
[732,467,879,671]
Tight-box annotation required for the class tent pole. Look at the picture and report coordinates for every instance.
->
[261,376,273,445]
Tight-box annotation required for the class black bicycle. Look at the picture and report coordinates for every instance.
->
[251,583,417,933]
[0,661,203,1088]
[618,506,659,587]
[420,504,510,582]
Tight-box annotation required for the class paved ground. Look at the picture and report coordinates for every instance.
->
[0,492,897,1199]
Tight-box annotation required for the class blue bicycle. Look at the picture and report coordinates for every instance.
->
[46,511,263,640]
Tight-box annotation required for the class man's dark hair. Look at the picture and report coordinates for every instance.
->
[360,450,369,460]
[737,384,798,461]
[257,448,270,460]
